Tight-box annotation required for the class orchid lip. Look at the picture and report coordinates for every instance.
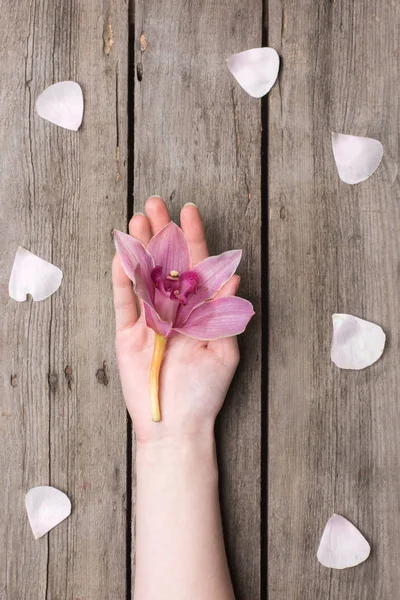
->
[151,266,199,306]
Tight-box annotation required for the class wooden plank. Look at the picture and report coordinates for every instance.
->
[0,1,128,598]
[268,0,400,598]
[133,1,262,597]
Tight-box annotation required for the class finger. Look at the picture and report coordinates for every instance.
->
[112,253,138,332]
[129,212,152,246]
[180,203,209,265]
[145,196,171,235]
[207,275,240,364]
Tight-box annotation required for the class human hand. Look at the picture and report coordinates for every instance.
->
[112,197,241,444]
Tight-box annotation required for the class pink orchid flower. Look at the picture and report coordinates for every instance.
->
[114,221,254,422]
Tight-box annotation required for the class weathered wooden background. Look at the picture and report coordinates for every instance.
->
[1,0,399,598]
[268,0,400,599]
[1,1,128,598]
[1,0,260,598]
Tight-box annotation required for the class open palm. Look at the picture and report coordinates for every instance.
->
[112,197,241,443]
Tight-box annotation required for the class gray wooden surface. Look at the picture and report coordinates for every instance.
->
[133,1,262,598]
[5,0,398,598]
[1,1,263,599]
[0,1,128,598]
[268,0,400,598]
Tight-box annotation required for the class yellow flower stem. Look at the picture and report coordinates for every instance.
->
[149,333,167,422]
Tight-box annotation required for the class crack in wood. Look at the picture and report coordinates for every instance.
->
[136,31,147,82]
[231,87,240,169]
[116,68,121,182]
[244,167,252,203]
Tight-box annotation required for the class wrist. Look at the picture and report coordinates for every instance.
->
[136,419,215,450]
[136,426,217,476]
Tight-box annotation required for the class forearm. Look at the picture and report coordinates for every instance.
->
[134,428,235,600]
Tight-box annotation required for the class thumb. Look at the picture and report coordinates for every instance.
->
[215,274,240,299]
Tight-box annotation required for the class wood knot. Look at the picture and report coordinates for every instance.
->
[280,206,286,220]
[10,374,18,387]
[116,147,121,183]
[48,373,58,391]
[103,16,114,55]
[64,365,73,390]
[139,32,147,52]
[96,362,109,386]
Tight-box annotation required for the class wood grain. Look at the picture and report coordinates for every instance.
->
[0,1,128,598]
[133,0,262,597]
[268,0,400,598]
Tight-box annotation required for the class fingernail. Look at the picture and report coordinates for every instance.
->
[133,211,145,216]
[184,202,197,208]
[148,195,163,200]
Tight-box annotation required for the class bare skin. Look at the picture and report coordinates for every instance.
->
[112,196,238,600]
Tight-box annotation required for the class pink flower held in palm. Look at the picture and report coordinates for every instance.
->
[114,221,255,422]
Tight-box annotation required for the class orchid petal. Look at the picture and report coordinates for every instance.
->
[331,132,383,184]
[227,48,279,98]
[114,230,154,292]
[317,514,371,569]
[147,222,191,277]
[25,486,71,539]
[36,81,83,131]
[9,247,63,302]
[173,296,254,340]
[331,313,385,370]
[133,265,155,307]
[175,250,243,327]
[144,304,173,337]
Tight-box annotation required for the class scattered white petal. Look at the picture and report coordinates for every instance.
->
[332,132,383,184]
[226,48,279,98]
[331,314,385,370]
[36,81,83,131]
[317,514,371,569]
[9,247,63,302]
[25,486,71,539]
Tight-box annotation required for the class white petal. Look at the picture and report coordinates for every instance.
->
[332,132,383,184]
[331,313,385,370]
[317,514,371,569]
[36,81,83,131]
[25,486,71,539]
[9,247,63,302]
[226,48,279,98]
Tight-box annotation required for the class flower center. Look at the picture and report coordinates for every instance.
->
[151,266,199,306]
